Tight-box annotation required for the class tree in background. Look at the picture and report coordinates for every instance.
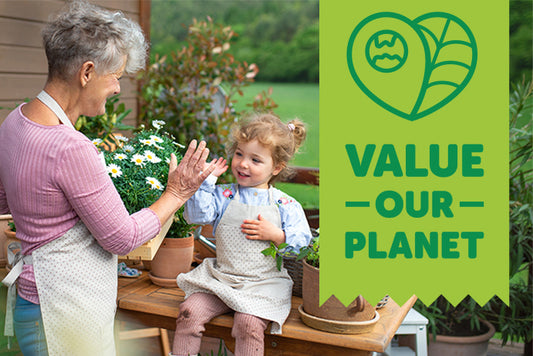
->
[150,0,319,83]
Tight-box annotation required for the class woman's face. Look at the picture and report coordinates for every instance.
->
[82,59,126,117]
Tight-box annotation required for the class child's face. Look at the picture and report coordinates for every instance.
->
[231,139,282,189]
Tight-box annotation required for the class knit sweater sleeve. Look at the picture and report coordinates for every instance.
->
[55,137,160,255]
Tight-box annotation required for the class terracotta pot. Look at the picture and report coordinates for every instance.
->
[149,233,194,287]
[302,259,375,322]
[4,228,16,240]
[428,319,496,356]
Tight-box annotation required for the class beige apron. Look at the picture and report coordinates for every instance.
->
[178,187,293,334]
[34,221,117,355]
[3,221,118,355]
[2,91,116,354]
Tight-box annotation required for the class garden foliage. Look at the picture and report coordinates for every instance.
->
[414,80,533,347]
[139,17,277,182]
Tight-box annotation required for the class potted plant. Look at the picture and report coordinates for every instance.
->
[99,120,194,287]
[414,296,496,355]
[297,236,376,327]
[263,233,378,334]
[2,220,20,270]
[414,80,533,356]
[149,208,196,288]
[483,79,532,355]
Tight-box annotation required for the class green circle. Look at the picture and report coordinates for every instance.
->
[365,30,408,73]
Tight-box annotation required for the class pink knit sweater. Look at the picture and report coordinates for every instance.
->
[0,104,161,303]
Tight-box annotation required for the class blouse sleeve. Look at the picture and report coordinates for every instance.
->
[279,200,313,253]
[56,138,161,255]
[183,174,221,226]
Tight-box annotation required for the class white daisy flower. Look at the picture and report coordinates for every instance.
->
[131,154,146,166]
[144,150,162,163]
[150,135,164,144]
[106,164,122,178]
[165,157,170,164]
[91,139,103,146]
[140,139,154,146]
[173,142,185,148]
[114,153,127,160]
[115,136,129,142]
[123,145,134,153]
[146,177,163,190]
[152,120,166,129]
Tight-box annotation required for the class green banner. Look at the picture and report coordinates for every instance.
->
[320,0,509,306]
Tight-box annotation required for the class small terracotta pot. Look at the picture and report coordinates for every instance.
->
[150,234,194,283]
[428,320,496,356]
[4,228,16,240]
[3,228,20,268]
[302,259,375,322]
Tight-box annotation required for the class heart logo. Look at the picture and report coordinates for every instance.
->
[347,12,477,121]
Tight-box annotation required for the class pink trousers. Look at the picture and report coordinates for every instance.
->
[172,292,269,356]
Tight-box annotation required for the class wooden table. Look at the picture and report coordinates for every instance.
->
[117,274,416,356]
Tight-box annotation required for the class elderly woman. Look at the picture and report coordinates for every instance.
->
[0,1,215,355]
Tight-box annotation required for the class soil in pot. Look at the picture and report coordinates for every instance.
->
[149,233,194,288]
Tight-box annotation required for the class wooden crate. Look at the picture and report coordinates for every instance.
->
[119,218,173,261]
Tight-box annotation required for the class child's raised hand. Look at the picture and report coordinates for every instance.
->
[207,157,228,177]
[241,214,285,246]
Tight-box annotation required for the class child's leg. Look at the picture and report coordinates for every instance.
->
[172,292,231,356]
[231,312,269,356]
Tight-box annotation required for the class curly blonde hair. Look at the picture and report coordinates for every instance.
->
[227,112,307,183]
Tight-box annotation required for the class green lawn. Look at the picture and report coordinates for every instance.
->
[233,82,319,167]
[233,82,319,209]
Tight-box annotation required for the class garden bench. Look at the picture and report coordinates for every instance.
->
[116,273,417,356]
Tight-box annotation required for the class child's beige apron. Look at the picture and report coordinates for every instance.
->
[3,221,117,355]
[178,187,293,334]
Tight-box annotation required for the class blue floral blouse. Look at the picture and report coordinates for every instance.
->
[184,175,312,253]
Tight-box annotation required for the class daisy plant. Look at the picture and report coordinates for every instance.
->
[99,121,194,238]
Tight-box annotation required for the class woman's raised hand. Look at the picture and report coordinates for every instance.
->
[165,140,216,203]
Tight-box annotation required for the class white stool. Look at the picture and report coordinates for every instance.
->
[375,308,428,356]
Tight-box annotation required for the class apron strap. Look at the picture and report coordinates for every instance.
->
[1,242,33,337]
[36,90,106,167]
[36,90,75,130]
[268,187,275,205]
[234,186,241,201]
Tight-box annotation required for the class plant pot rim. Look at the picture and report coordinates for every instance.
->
[298,305,380,334]
[160,233,194,247]
[303,258,319,271]
[433,319,496,344]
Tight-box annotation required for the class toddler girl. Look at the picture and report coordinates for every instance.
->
[172,113,313,356]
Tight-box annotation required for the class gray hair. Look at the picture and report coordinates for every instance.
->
[42,0,148,80]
